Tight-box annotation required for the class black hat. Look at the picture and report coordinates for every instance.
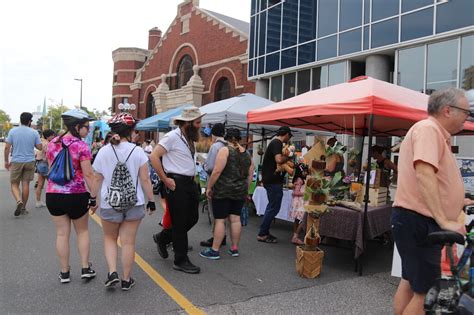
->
[211,123,225,137]
[224,128,241,141]
[276,126,293,137]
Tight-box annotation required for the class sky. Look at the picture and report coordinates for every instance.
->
[0,0,251,123]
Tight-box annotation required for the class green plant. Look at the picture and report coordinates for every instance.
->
[347,148,360,160]
[304,171,345,200]
[326,141,347,157]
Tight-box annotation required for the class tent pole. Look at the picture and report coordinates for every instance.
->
[260,128,265,165]
[359,114,374,276]
[246,123,250,150]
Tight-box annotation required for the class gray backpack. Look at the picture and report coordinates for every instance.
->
[107,145,138,211]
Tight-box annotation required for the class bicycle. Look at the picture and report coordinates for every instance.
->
[424,204,474,314]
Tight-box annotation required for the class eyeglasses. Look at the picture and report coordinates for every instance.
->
[450,105,474,118]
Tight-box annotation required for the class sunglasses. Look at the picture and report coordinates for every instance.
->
[450,105,474,118]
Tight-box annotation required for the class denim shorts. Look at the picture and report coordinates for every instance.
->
[99,205,145,223]
[391,207,442,293]
[36,161,49,176]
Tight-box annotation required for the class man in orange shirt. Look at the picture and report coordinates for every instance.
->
[392,87,472,315]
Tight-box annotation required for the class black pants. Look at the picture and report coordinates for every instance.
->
[162,175,199,264]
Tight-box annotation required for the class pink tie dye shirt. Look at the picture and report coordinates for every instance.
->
[46,135,92,194]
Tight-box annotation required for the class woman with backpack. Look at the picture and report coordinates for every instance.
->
[91,112,156,291]
[46,109,98,283]
[200,128,254,259]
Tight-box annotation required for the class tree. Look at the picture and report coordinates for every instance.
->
[43,104,70,132]
[0,109,12,137]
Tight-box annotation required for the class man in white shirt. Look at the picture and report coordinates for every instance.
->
[150,107,204,274]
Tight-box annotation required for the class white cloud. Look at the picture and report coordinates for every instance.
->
[0,0,250,122]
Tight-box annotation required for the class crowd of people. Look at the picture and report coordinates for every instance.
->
[3,87,474,306]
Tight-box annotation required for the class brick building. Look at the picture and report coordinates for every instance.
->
[111,0,255,123]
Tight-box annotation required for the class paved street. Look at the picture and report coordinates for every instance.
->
[0,142,398,314]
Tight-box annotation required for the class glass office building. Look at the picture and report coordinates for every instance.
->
[249,0,474,155]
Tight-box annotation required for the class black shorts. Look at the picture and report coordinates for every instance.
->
[211,198,245,219]
[46,193,90,220]
[391,206,442,294]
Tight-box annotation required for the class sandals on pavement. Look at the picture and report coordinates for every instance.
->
[257,235,277,243]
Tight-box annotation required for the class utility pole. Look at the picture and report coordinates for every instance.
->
[74,78,83,110]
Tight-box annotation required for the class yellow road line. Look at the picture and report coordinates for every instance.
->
[90,213,205,315]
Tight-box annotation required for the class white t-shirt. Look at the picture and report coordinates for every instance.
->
[159,128,196,176]
[93,142,148,209]
[144,145,153,154]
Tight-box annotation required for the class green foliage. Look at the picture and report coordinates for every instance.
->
[326,141,347,157]
[0,109,12,136]
[304,171,345,200]
[43,104,70,132]
[347,148,360,160]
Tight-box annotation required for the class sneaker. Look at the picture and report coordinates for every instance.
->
[172,260,201,274]
[105,271,120,287]
[121,278,136,291]
[153,233,169,259]
[59,270,70,283]
[35,201,46,208]
[14,201,23,217]
[81,263,96,279]
[199,236,226,247]
[199,248,220,260]
[228,249,239,257]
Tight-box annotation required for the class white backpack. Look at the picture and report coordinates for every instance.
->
[106,145,137,211]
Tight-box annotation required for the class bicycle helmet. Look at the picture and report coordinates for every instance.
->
[108,112,138,128]
[61,109,94,126]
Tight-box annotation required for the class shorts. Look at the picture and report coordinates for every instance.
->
[46,193,90,220]
[99,205,145,223]
[391,206,442,294]
[36,161,49,176]
[10,161,36,183]
[212,198,245,219]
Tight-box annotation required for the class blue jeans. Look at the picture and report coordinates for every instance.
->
[258,184,283,236]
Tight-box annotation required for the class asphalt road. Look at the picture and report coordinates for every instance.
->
[0,142,398,314]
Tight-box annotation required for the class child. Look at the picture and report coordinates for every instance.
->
[289,161,308,245]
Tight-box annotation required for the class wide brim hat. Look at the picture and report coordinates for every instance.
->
[172,106,206,124]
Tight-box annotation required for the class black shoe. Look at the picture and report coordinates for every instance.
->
[121,278,136,291]
[14,201,23,217]
[200,236,226,247]
[173,260,200,274]
[168,243,193,251]
[105,271,120,287]
[153,233,168,259]
[81,263,96,279]
[59,270,70,283]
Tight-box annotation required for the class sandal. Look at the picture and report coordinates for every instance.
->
[257,235,277,243]
[291,236,304,245]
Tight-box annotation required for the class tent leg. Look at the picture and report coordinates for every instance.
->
[359,114,374,276]
[246,123,250,150]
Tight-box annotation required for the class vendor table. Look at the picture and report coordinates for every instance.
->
[253,185,392,259]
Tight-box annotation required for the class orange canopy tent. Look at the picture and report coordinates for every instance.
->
[248,76,474,275]
[247,76,474,136]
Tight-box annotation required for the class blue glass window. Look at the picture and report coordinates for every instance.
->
[426,39,458,92]
[250,16,256,59]
[340,0,362,31]
[248,60,254,77]
[282,0,298,48]
[402,0,433,13]
[401,8,433,42]
[299,0,317,43]
[318,0,338,37]
[281,47,297,69]
[372,0,399,22]
[283,73,296,100]
[317,35,337,61]
[328,62,346,86]
[371,18,398,48]
[460,35,474,90]
[364,0,370,23]
[363,26,369,50]
[260,0,267,11]
[258,56,265,75]
[266,4,281,53]
[258,12,267,56]
[312,66,328,90]
[266,52,280,73]
[398,46,425,92]
[339,28,362,55]
[251,0,257,15]
[436,0,474,34]
[298,41,316,65]
[271,76,283,102]
[297,70,311,95]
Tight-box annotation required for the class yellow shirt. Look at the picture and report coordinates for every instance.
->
[394,117,464,220]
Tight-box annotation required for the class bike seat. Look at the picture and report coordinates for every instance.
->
[426,231,465,246]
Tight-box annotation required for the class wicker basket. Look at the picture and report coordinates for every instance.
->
[296,246,324,278]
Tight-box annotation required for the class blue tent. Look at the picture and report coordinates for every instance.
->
[135,105,191,131]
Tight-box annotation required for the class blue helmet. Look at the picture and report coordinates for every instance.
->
[61,109,94,126]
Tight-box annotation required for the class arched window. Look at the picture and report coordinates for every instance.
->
[146,93,155,117]
[214,77,231,101]
[176,55,193,89]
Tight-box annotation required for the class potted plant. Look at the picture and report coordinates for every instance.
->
[347,148,360,167]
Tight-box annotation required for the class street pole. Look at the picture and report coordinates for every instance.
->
[74,78,83,110]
